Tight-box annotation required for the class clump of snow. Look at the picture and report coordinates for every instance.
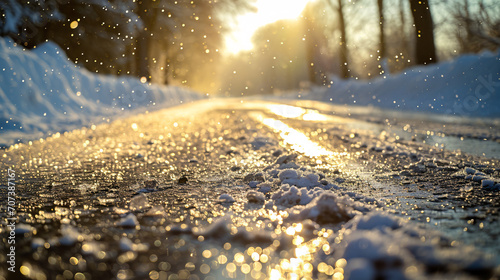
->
[287,193,359,224]
[144,205,165,216]
[337,230,415,279]
[198,215,232,238]
[15,223,33,234]
[119,237,148,252]
[278,169,299,181]
[75,183,97,194]
[116,213,139,228]
[256,182,272,193]
[248,181,260,188]
[452,167,500,191]
[198,215,273,244]
[343,258,376,280]
[320,211,497,279]
[59,225,80,246]
[166,224,193,235]
[275,154,298,165]
[31,238,45,250]
[129,193,150,211]
[277,169,323,188]
[465,167,478,175]
[244,172,265,183]
[0,37,205,145]
[481,179,495,188]
[473,174,488,182]
[218,194,235,203]
[250,136,276,149]
[247,191,265,204]
[349,211,402,231]
[271,185,324,207]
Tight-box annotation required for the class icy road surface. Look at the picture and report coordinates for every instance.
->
[1,99,500,280]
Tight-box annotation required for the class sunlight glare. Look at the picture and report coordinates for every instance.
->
[268,104,329,122]
[261,118,333,157]
[225,0,312,54]
[268,104,306,118]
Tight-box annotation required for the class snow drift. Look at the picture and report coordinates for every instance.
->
[302,51,500,117]
[0,37,205,146]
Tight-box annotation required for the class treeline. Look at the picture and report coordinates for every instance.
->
[0,0,250,93]
[219,0,500,95]
[1,0,499,95]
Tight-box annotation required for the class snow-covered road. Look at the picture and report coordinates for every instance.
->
[1,99,499,279]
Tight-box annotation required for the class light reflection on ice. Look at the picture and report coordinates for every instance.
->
[268,104,332,122]
[261,118,333,157]
[267,105,306,119]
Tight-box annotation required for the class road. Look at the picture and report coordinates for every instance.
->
[1,99,500,280]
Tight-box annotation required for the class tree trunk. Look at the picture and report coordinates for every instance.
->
[135,31,150,79]
[399,0,409,56]
[377,0,385,59]
[303,5,317,84]
[337,0,349,78]
[135,1,159,81]
[409,0,437,65]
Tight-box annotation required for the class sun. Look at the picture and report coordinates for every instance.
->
[224,0,312,55]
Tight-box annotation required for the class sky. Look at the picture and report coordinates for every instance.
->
[224,0,312,54]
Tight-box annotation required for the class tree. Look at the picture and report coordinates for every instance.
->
[451,0,500,54]
[252,20,309,92]
[302,3,317,85]
[408,0,437,65]
[1,0,142,73]
[325,0,349,79]
[377,0,386,74]
[130,0,253,89]
[51,0,141,74]
[0,0,62,47]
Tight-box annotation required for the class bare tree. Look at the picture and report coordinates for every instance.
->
[377,0,390,75]
[452,0,500,53]
[399,0,410,57]
[408,0,437,65]
[377,0,385,60]
[302,3,317,84]
[325,0,349,78]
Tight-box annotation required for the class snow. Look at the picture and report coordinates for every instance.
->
[287,192,362,224]
[116,213,139,228]
[455,167,500,190]
[351,211,402,231]
[278,169,299,181]
[59,225,80,246]
[119,237,148,252]
[0,37,205,146]
[144,205,166,216]
[218,193,235,203]
[256,182,272,193]
[327,211,496,279]
[297,50,500,117]
[15,223,33,234]
[31,237,45,250]
[246,190,266,204]
[343,258,376,280]
[271,185,323,207]
[129,193,150,211]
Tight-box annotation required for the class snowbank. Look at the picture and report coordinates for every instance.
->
[0,37,205,146]
[301,51,500,117]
